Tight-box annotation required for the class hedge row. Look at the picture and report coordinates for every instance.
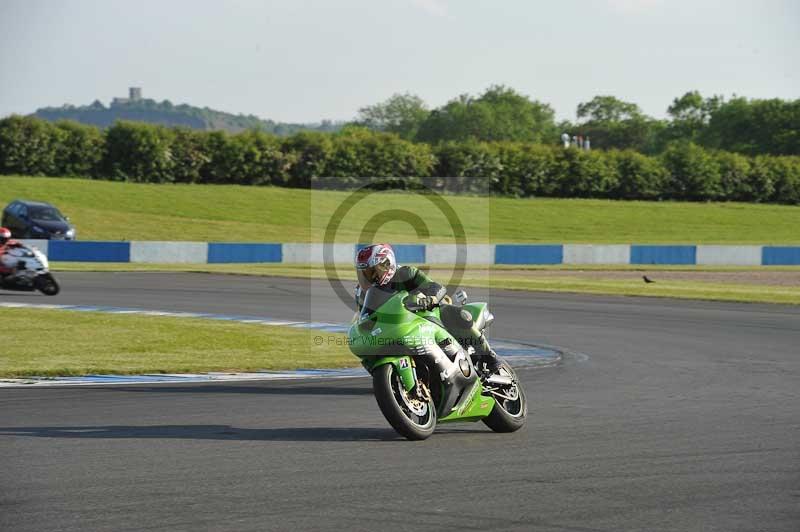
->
[2,116,799,204]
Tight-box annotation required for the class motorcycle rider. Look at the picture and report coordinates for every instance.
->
[355,243,502,372]
[0,227,24,278]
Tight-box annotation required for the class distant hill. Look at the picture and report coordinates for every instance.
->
[33,91,342,135]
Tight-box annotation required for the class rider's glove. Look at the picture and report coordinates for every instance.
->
[415,293,438,311]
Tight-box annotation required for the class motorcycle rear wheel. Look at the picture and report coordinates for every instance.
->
[35,274,60,296]
[373,363,436,441]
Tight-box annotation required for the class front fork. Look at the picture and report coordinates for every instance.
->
[364,355,436,412]
[364,355,417,391]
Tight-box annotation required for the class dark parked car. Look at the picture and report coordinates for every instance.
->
[2,200,76,240]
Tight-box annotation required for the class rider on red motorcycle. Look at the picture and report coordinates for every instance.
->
[0,227,24,276]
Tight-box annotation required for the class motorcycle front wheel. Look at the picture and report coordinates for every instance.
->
[373,363,436,441]
[482,362,527,433]
[35,274,60,296]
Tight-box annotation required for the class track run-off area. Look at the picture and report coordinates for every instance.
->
[1,272,799,531]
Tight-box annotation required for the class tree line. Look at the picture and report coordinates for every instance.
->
[1,115,798,204]
[35,98,343,135]
[356,86,800,157]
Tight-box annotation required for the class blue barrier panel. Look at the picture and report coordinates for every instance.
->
[494,245,563,265]
[631,245,696,265]
[207,243,282,263]
[354,244,426,264]
[762,246,800,265]
[48,241,130,262]
[394,244,426,263]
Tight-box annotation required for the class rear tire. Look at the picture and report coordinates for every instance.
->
[373,363,436,441]
[35,274,60,296]
[482,362,527,433]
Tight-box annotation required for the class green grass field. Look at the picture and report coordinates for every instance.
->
[0,308,355,378]
[3,175,800,243]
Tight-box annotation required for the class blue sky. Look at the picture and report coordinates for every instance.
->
[1,0,798,123]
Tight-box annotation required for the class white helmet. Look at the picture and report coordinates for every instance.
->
[355,244,397,287]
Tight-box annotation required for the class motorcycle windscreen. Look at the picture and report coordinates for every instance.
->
[359,286,399,320]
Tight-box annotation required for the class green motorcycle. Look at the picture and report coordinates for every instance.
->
[348,287,527,440]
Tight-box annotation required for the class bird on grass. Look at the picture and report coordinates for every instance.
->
[642,275,655,284]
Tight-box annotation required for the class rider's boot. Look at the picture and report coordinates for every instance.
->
[473,332,503,373]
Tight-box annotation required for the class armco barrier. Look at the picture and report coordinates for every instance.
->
[130,241,208,263]
[16,241,800,266]
[563,244,630,265]
[20,239,48,256]
[630,245,696,265]
[425,244,494,265]
[48,241,130,262]
[353,243,425,263]
[696,245,761,266]
[390,244,426,264]
[207,243,282,263]
[495,245,563,265]
[762,246,800,265]
[282,243,353,264]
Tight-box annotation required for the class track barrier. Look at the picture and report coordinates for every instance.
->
[18,241,800,266]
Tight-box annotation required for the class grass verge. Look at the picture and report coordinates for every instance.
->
[455,275,800,305]
[0,308,356,378]
[51,262,800,305]
[4,175,800,243]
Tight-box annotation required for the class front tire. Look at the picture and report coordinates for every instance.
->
[482,362,527,433]
[373,363,436,441]
[35,274,60,296]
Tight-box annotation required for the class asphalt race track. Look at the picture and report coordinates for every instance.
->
[2,273,799,531]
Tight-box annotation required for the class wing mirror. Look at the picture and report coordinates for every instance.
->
[454,289,468,305]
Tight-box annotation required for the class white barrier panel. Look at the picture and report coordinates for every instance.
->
[17,241,776,266]
[426,244,494,265]
[20,239,49,257]
[563,244,630,265]
[696,245,762,266]
[282,243,354,265]
[129,241,208,263]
